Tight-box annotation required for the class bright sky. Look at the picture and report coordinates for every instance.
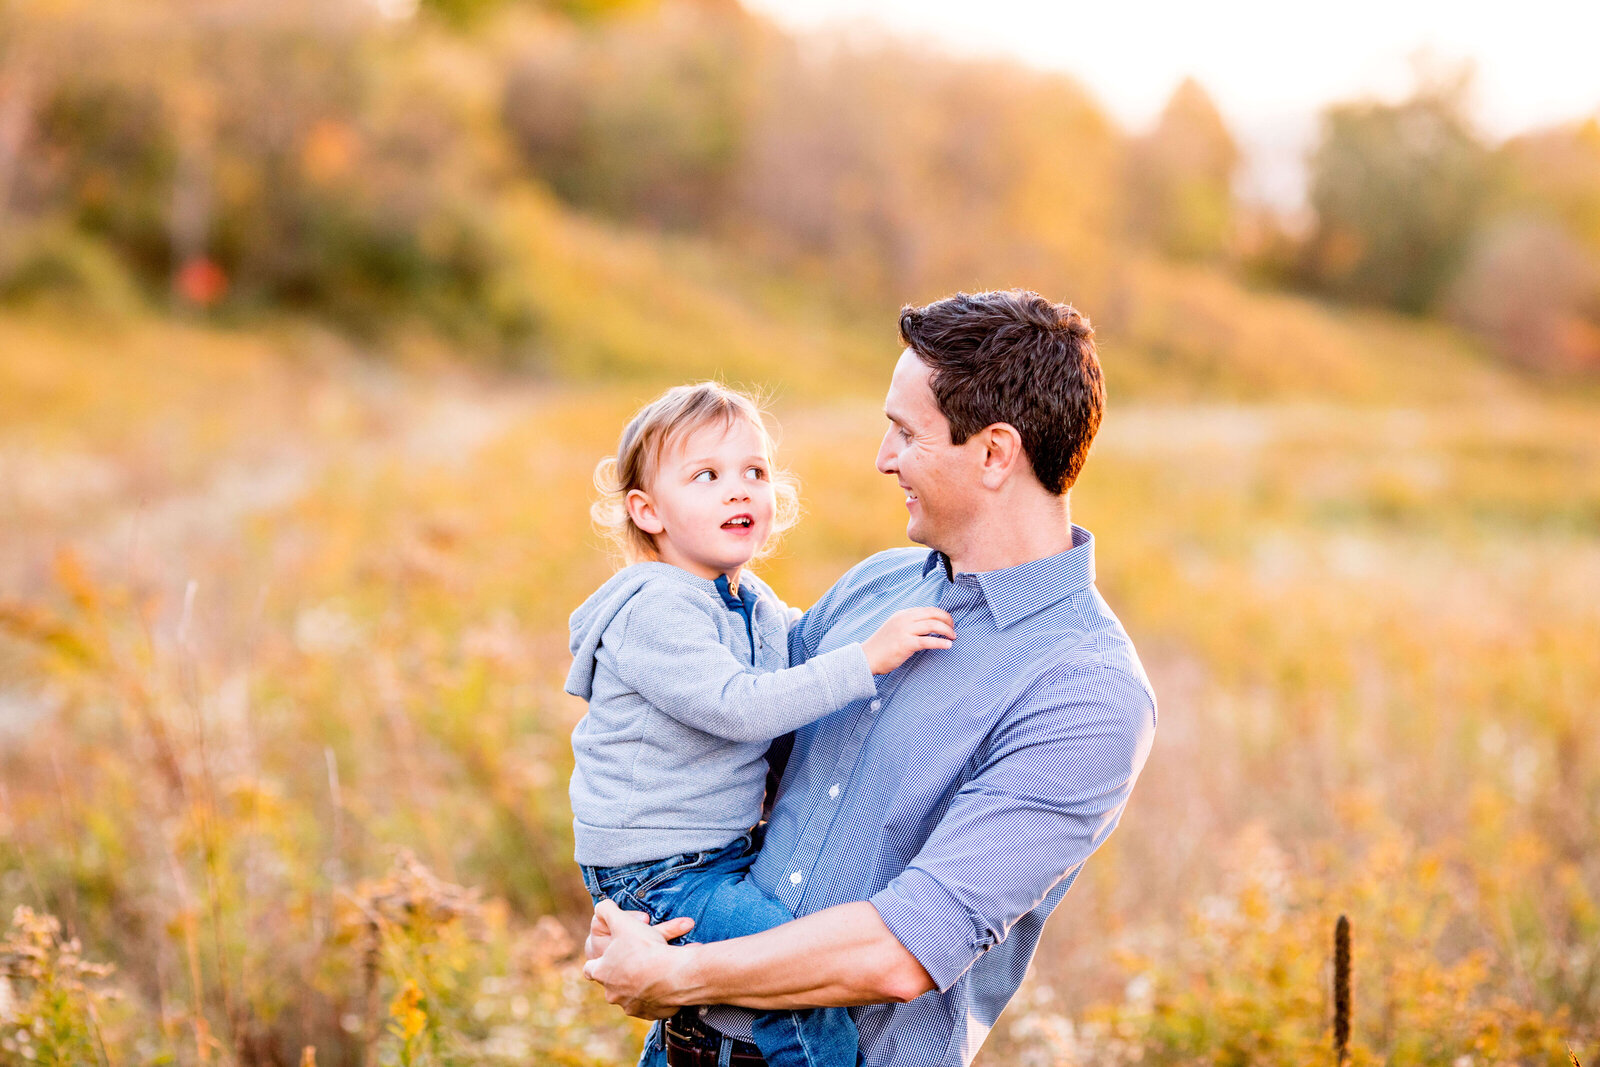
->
[742,0,1600,208]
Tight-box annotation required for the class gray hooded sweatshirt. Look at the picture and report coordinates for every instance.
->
[566,562,877,867]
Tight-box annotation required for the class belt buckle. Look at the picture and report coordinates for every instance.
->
[663,1013,765,1067]
[663,1026,712,1067]
[664,1020,701,1048]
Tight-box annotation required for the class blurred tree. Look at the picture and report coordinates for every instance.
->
[1304,67,1492,313]
[503,4,762,228]
[727,35,1119,302]
[1124,77,1238,261]
[420,0,656,31]
[1,0,536,347]
[1446,216,1600,374]
[504,4,1122,304]
[1497,118,1600,255]
[1427,119,1600,374]
[1232,205,1305,290]
[0,10,36,241]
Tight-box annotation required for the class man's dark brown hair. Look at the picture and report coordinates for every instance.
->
[898,289,1104,495]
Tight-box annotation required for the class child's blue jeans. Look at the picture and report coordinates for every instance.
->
[580,836,860,1067]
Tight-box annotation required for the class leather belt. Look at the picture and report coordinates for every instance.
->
[664,1012,767,1067]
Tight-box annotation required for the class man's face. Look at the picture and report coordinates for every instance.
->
[876,350,981,552]
[633,417,777,580]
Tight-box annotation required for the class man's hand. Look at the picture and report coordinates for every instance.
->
[584,901,693,960]
[582,899,697,1019]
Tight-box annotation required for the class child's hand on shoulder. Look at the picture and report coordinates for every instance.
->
[862,607,955,675]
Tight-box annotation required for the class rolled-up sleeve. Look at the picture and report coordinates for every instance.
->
[869,665,1156,992]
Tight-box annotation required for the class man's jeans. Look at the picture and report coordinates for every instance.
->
[581,837,860,1067]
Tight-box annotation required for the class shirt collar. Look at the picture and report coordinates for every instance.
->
[920,524,1097,630]
[714,572,752,611]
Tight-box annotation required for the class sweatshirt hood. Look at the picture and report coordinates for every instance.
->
[565,562,708,700]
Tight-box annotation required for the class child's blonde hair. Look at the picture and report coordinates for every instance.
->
[592,382,801,565]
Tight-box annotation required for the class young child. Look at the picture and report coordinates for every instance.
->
[565,382,954,1067]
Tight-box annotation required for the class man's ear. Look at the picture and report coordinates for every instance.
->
[978,423,1025,490]
[626,489,665,535]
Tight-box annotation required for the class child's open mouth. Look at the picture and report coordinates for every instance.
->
[721,514,754,530]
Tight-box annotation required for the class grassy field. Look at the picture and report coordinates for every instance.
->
[1,286,1597,1065]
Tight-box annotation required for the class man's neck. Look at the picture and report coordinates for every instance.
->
[944,494,1073,575]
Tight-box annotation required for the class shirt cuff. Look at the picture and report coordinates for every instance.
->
[870,867,987,994]
[810,642,877,709]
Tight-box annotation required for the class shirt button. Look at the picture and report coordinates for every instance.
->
[789,871,804,885]
[870,699,881,711]
[828,784,840,798]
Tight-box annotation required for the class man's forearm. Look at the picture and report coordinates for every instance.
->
[669,901,936,1010]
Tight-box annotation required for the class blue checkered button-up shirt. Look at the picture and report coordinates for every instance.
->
[745,526,1156,1066]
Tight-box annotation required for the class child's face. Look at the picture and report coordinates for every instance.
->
[627,417,778,581]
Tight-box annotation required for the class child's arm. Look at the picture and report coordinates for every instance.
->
[610,584,951,743]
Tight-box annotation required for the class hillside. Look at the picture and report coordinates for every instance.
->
[1,182,1540,425]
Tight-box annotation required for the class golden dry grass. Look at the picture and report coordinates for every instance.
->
[1,296,1596,1064]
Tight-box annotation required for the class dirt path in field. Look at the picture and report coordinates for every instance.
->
[0,361,540,730]
[2,365,532,582]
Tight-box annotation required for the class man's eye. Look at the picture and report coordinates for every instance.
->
[898,427,912,440]
[744,466,766,480]
[692,470,715,482]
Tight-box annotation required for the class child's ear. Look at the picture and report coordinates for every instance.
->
[626,489,665,535]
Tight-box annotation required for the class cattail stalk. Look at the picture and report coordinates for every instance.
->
[1334,915,1351,1067]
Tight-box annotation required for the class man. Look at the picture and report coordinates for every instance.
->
[584,289,1158,1067]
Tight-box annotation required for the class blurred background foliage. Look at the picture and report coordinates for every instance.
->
[1,0,1598,1065]
[3,0,1598,373]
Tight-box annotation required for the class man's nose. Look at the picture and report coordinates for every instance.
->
[875,432,897,474]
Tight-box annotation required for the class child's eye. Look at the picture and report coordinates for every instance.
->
[744,466,766,480]
[692,469,716,482]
